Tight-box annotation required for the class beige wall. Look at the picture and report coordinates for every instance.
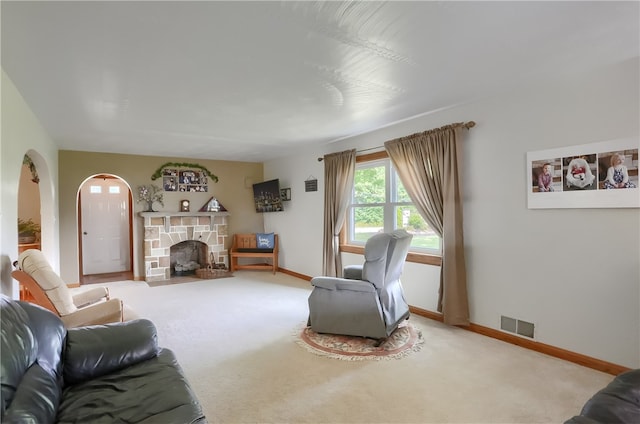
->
[1,70,60,298]
[58,151,264,282]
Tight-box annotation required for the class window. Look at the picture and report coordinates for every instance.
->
[347,156,442,256]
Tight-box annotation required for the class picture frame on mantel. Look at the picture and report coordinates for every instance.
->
[527,138,639,209]
[199,196,227,212]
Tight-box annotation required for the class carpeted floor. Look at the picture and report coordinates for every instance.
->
[102,271,613,423]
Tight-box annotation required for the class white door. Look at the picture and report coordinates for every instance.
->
[81,177,131,275]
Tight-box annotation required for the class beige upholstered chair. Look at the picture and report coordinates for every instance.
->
[12,249,124,328]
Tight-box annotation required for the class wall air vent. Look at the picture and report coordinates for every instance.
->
[500,316,517,333]
[500,315,535,339]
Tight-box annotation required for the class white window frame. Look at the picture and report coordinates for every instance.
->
[346,156,442,257]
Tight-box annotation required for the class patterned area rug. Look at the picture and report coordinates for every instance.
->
[296,321,424,361]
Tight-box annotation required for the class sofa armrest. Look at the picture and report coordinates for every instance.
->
[311,277,376,293]
[63,319,159,385]
[3,363,61,424]
[571,369,640,424]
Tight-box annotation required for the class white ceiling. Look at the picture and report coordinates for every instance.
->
[2,1,638,162]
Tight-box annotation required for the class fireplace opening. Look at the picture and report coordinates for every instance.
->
[170,240,208,277]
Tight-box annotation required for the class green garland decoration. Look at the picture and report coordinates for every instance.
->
[151,162,219,183]
[23,155,39,183]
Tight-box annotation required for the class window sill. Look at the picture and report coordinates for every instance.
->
[340,244,442,267]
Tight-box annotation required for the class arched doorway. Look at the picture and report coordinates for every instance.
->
[17,155,42,301]
[18,154,42,251]
[15,150,57,300]
[78,175,133,284]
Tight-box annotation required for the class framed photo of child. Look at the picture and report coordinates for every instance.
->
[527,138,639,209]
[531,159,562,193]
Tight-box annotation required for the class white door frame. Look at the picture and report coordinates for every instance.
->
[77,174,133,283]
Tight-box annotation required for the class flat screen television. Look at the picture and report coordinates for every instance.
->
[252,179,283,213]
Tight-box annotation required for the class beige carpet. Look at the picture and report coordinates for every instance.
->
[103,272,613,423]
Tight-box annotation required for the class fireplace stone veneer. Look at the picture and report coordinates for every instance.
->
[140,212,229,282]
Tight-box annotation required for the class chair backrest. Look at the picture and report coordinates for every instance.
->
[10,269,59,315]
[361,232,392,288]
[362,230,412,288]
[15,249,77,316]
[385,229,413,284]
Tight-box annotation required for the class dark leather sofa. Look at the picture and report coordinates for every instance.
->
[565,369,640,424]
[1,294,207,423]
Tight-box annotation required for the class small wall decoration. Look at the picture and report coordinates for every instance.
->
[280,188,291,201]
[305,176,318,192]
[138,185,164,212]
[527,138,639,209]
[23,155,39,183]
[199,197,227,212]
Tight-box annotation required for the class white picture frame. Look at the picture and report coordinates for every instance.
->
[527,138,639,209]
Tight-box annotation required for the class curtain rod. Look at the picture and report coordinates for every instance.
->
[317,146,380,162]
[317,121,475,161]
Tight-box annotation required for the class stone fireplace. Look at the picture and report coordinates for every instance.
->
[140,212,229,282]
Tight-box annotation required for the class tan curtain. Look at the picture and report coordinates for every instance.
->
[322,149,356,277]
[384,122,473,326]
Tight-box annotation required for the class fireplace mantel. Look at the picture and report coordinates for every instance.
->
[139,211,229,233]
[139,211,230,218]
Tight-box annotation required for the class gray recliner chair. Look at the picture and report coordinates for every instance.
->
[308,229,413,340]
